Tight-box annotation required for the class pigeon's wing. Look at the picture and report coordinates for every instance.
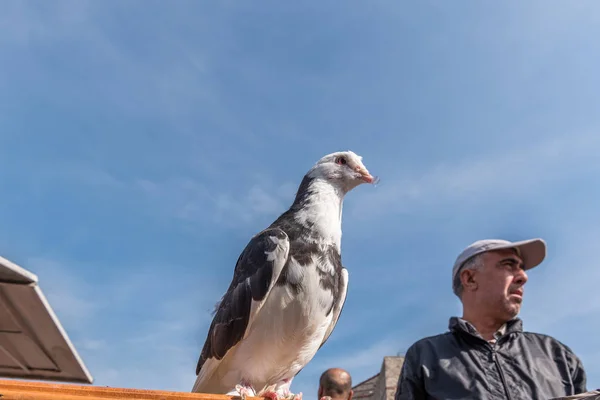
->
[319,266,348,349]
[195,227,290,376]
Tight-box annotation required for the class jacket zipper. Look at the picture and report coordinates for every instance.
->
[456,326,516,400]
[491,345,512,400]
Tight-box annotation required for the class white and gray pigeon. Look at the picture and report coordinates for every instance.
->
[192,151,376,400]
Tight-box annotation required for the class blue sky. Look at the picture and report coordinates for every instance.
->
[1,0,600,396]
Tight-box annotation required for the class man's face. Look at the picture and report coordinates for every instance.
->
[472,249,528,320]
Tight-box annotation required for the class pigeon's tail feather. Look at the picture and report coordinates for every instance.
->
[211,298,223,316]
[192,358,223,394]
[193,356,244,395]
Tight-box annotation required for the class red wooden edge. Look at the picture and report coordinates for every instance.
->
[0,379,264,400]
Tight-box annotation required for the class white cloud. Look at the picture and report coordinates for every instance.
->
[78,339,107,351]
[2,154,299,229]
[349,130,600,220]
[132,175,297,226]
[21,256,221,392]
[213,181,296,225]
[0,1,220,124]
[134,177,213,222]
[0,1,92,46]
[28,257,105,327]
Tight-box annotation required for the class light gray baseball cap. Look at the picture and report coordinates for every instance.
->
[452,238,547,284]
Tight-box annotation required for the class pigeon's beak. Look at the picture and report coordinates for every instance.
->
[356,167,376,183]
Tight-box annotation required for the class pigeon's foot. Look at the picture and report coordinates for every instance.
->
[257,384,301,400]
[260,391,279,400]
[290,392,303,400]
[260,390,302,400]
[233,382,257,400]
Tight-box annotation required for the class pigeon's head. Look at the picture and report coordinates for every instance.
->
[308,150,377,192]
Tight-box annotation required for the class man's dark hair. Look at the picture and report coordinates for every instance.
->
[319,368,353,398]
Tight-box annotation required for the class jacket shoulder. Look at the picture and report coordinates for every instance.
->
[404,332,456,357]
[519,331,580,357]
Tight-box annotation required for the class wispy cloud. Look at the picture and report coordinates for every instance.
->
[349,130,600,220]
[0,1,92,46]
[213,180,297,225]
[28,258,105,327]
[133,174,298,227]
[9,161,299,229]
[0,1,221,128]
[25,255,222,391]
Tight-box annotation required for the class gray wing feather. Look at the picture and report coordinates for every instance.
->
[195,228,290,375]
[319,267,348,349]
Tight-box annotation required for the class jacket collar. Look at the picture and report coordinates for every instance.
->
[449,316,523,341]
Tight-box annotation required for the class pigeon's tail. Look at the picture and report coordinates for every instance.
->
[192,357,226,394]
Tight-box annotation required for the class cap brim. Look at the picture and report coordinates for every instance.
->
[493,238,547,270]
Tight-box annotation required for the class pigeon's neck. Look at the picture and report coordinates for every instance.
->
[292,176,344,250]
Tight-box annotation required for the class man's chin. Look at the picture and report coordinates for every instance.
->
[504,300,522,318]
[507,294,524,309]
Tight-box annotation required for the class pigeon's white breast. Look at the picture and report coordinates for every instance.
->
[223,258,335,391]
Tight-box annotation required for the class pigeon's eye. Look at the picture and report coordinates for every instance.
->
[335,156,347,165]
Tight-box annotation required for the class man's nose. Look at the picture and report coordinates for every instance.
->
[515,268,528,285]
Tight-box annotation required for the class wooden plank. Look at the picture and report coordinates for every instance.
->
[0,379,263,400]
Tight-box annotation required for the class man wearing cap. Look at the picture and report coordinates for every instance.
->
[394,238,597,400]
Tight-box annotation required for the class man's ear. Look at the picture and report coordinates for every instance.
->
[318,386,323,398]
[348,389,354,400]
[460,268,478,292]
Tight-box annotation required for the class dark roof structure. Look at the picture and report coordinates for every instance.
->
[0,255,93,384]
[352,373,379,400]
